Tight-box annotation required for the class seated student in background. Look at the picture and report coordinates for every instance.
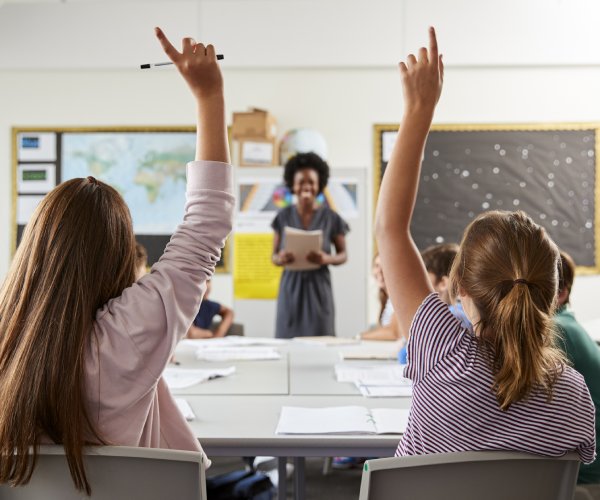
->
[556,251,600,487]
[421,242,470,329]
[187,279,234,338]
[135,242,148,280]
[376,27,595,462]
[360,254,403,341]
[0,29,233,494]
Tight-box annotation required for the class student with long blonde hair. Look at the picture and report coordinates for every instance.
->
[376,27,595,461]
[0,28,233,494]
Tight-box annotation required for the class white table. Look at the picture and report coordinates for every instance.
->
[172,339,407,499]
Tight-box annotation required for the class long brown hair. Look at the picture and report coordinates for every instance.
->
[449,210,565,410]
[0,177,137,494]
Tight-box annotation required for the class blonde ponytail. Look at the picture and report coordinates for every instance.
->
[450,210,565,410]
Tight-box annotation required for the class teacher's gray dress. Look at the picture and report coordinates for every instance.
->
[272,205,349,339]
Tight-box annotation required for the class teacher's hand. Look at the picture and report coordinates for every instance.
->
[306,250,329,266]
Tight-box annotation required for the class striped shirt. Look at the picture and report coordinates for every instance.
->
[396,293,596,463]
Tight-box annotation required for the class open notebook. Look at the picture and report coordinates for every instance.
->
[275,406,409,435]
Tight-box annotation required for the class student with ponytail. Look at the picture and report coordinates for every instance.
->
[0,28,233,494]
[376,27,595,461]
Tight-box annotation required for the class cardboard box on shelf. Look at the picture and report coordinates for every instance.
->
[236,138,278,167]
[232,108,277,140]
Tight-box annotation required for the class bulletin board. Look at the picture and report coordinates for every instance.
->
[373,123,600,273]
[12,127,229,272]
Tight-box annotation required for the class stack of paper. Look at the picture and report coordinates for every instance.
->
[275,406,409,435]
[174,398,195,421]
[195,347,281,361]
[334,363,412,398]
[283,227,323,271]
[180,337,286,349]
[163,366,236,389]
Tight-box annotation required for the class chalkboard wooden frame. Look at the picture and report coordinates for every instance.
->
[373,122,600,274]
[12,126,230,273]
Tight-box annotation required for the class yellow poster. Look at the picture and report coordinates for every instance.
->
[234,233,282,299]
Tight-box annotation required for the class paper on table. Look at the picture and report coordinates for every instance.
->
[293,336,360,347]
[356,384,413,398]
[275,406,409,435]
[195,347,281,361]
[175,398,195,421]
[283,227,323,271]
[179,336,286,349]
[163,366,236,389]
[334,363,407,384]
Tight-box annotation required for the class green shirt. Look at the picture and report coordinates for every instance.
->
[556,306,600,484]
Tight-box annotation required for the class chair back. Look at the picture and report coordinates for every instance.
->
[359,451,580,500]
[0,445,206,500]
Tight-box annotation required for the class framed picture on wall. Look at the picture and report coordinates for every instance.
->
[12,126,230,272]
[373,123,600,273]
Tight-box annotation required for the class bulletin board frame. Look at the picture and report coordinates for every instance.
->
[373,122,600,274]
[11,126,230,273]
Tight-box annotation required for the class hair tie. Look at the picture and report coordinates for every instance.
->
[513,278,529,286]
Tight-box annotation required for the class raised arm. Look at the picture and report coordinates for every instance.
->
[375,27,444,336]
[155,27,229,163]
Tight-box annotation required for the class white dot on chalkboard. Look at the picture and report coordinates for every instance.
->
[465,149,471,155]
[485,193,493,200]
[560,142,566,149]
[492,167,500,174]
[540,213,547,220]
[588,150,595,157]
[551,220,559,226]
[468,211,475,217]
[568,190,575,197]
[499,149,506,156]
[585,221,593,229]
[586,243,593,249]
[563,221,570,228]
[522,148,529,154]
[461,170,470,177]
[433,150,440,157]
[432,173,439,180]
[566,157,573,164]
[548,173,554,179]
[472,183,479,189]
[526,167,534,173]
[494,144,501,151]
[454,202,460,208]
[452,168,459,175]
[553,160,560,166]
[547,181,554,188]
[435,236,444,243]
[513,199,520,206]
[482,202,490,209]
[519,181,527,188]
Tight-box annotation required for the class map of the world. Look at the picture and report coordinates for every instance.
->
[62,132,195,234]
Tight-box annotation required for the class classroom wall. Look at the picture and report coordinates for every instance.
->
[2,0,600,326]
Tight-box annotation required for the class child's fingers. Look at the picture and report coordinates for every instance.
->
[407,54,417,67]
[398,62,408,76]
[206,44,217,60]
[429,26,439,64]
[155,27,180,62]
[182,37,196,54]
[418,47,428,63]
[439,54,444,81]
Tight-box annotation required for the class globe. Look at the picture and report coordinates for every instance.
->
[279,128,328,165]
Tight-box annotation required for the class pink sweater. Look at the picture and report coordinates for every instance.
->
[84,160,234,467]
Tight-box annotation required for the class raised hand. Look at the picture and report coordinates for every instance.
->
[399,26,444,117]
[154,27,223,102]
